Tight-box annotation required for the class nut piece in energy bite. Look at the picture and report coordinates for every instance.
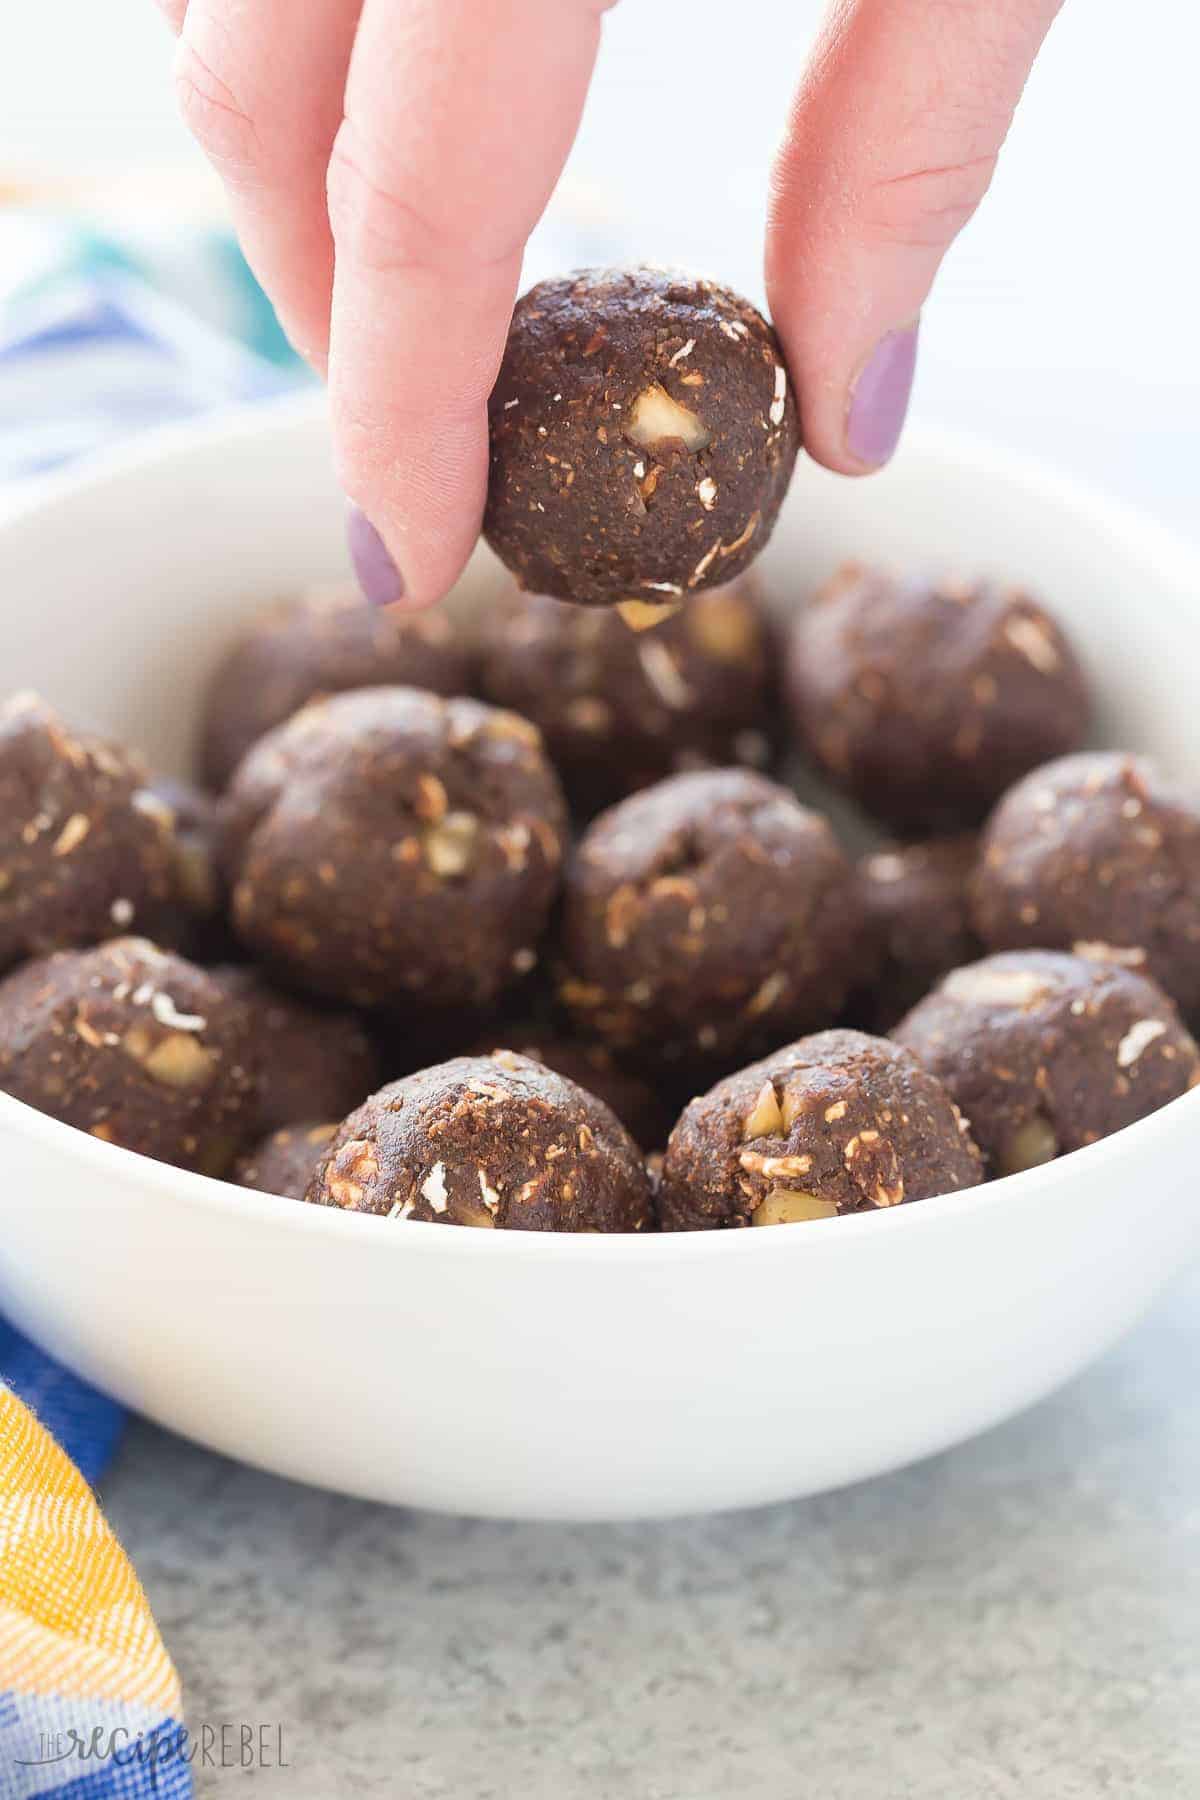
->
[851,835,981,1031]
[484,268,800,610]
[235,1121,338,1199]
[216,967,381,1137]
[785,567,1091,831]
[0,693,187,972]
[659,1028,982,1230]
[0,937,256,1174]
[142,775,235,959]
[470,1025,673,1152]
[557,769,863,1069]
[970,752,1200,1015]
[148,777,222,915]
[222,687,568,1010]
[478,580,775,815]
[306,1052,653,1232]
[199,584,475,790]
[894,949,1200,1175]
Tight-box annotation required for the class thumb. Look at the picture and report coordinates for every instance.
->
[766,0,1063,473]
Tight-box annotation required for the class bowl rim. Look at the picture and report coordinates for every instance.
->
[1,1073,1196,1261]
[3,393,1200,1264]
[5,386,1200,600]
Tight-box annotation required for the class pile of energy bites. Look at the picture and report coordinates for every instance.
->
[3,267,1198,1233]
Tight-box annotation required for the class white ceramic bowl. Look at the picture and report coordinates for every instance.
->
[1,394,1198,1520]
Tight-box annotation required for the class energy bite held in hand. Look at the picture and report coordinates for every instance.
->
[894,950,1200,1175]
[477,581,775,815]
[659,1028,982,1230]
[557,769,862,1069]
[199,584,475,790]
[222,687,567,1010]
[0,693,188,972]
[0,938,256,1174]
[485,269,800,614]
[970,752,1200,1014]
[785,567,1091,831]
[306,1052,653,1232]
[235,1121,338,1200]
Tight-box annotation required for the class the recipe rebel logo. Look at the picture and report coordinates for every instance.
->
[13,1719,290,1786]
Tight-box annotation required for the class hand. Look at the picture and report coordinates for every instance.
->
[163,0,1062,608]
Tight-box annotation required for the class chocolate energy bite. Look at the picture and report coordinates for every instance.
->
[485,268,800,614]
[0,693,186,972]
[148,777,223,922]
[306,1052,653,1232]
[0,937,256,1173]
[785,566,1091,831]
[235,1121,338,1199]
[199,584,475,790]
[222,687,568,1010]
[851,835,981,1031]
[557,769,863,1068]
[971,752,1200,1014]
[141,774,238,961]
[469,1026,673,1152]
[659,1028,982,1230]
[215,967,380,1136]
[894,950,1200,1176]
[477,581,774,815]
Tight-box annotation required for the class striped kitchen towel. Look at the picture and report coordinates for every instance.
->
[0,1386,190,1797]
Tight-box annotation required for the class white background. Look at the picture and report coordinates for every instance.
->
[2,0,1196,537]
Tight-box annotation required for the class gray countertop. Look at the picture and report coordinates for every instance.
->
[102,1263,1200,1799]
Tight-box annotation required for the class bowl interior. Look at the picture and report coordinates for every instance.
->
[4,399,1200,1517]
[2,394,1200,1225]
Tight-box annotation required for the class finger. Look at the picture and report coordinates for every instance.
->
[329,0,613,610]
[154,0,189,33]
[767,0,1063,473]
[174,0,362,367]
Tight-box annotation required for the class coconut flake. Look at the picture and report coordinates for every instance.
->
[421,1163,450,1212]
[768,364,787,427]
[1116,1019,1167,1068]
[150,992,207,1032]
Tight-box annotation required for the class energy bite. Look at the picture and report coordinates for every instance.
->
[785,566,1091,831]
[659,1028,982,1230]
[894,950,1200,1176]
[485,268,800,613]
[235,1121,337,1199]
[306,1052,653,1231]
[477,581,774,814]
[222,687,568,1010]
[199,584,475,790]
[148,777,223,923]
[558,769,862,1068]
[215,967,380,1137]
[0,693,186,972]
[0,937,255,1173]
[141,775,235,960]
[470,1026,673,1152]
[852,835,981,1031]
[971,752,1200,1014]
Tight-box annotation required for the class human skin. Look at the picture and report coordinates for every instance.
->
[160,0,1063,606]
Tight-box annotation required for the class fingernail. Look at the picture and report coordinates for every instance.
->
[346,505,405,607]
[846,323,919,468]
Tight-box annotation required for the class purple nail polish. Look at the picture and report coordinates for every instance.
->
[346,505,405,607]
[846,324,919,468]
